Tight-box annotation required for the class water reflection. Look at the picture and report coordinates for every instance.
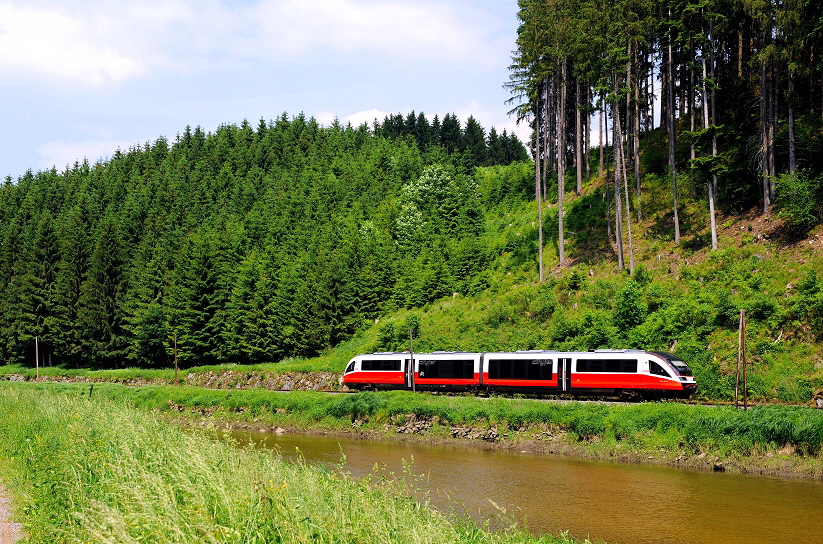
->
[226,430,823,544]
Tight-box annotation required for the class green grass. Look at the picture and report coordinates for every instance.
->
[11,383,823,460]
[0,383,591,543]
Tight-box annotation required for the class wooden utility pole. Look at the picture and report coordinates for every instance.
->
[35,336,39,380]
[408,328,415,393]
[174,333,179,386]
[742,311,748,410]
[735,309,746,408]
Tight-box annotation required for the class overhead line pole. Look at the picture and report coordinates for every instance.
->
[409,328,415,393]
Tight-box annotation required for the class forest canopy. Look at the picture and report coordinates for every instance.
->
[0,113,528,368]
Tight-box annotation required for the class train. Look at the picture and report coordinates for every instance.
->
[343,349,697,399]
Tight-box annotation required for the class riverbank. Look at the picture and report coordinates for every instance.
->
[181,407,823,481]
[0,384,588,543]
[11,381,823,481]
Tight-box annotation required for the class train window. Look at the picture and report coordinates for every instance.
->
[576,359,638,373]
[361,359,401,371]
[418,359,474,379]
[345,361,355,374]
[488,359,552,380]
[668,359,693,376]
[649,361,671,377]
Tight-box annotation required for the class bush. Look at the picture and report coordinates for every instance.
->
[775,169,823,231]
[613,280,647,330]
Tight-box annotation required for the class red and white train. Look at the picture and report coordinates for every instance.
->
[343,349,697,399]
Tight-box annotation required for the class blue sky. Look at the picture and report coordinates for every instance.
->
[0,0,529,179]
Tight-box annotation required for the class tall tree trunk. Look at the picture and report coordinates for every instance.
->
[760,55,770,212]
[689,35,696,170]
[535,96,544,283]
[648,52,655,132]
[585,85,591,181]
[789,71,796,172]
[668,18,681,243]
[576,82,583,196]
[605,101,612,240]
[626,41,633,198]
[615,98,635,273]
[633,42,642,220]
[738,24,744,80]
[599,96,604,178]
[703,50,718,251]
[558,61,567,266]
[613,99,625,270]
[769,58,777,198]
[661,44,669,132]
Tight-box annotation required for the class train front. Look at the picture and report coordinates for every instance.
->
[649,351,698,398]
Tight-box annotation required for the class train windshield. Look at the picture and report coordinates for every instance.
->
[345,361,355,374]
[669,359,693,376]
[649,351,693,376]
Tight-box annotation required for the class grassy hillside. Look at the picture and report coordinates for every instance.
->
[305,165,823,403]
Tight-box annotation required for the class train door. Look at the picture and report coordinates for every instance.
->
[558,358,572,391]
[405,358,413,388]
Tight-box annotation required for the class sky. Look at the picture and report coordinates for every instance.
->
[0,0,530,179]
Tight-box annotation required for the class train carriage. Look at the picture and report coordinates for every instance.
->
[343,353,408,389]
[482,350,559,393]
[414,351,482,391]
[343,349,697,399]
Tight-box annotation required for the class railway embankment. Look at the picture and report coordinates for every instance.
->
[0,369,343,391]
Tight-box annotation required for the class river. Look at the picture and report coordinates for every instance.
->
[227,429,823,544]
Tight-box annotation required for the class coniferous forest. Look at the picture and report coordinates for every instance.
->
[509,0,823,274]
[0,113,528,368]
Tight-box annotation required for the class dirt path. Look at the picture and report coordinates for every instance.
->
[0,484,24,544]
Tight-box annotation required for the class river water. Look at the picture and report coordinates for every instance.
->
[227,429,823,544]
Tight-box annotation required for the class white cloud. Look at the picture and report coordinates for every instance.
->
[37,139,136,170]
[343,109,392,127]
[253,0,499,62]
[0,0,503,88]
[0,3,145,86]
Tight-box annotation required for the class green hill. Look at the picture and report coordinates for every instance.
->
[1,111,821,403]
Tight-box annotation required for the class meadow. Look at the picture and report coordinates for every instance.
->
[0,383,587,543]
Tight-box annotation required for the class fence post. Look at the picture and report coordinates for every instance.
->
[174,333,179,386]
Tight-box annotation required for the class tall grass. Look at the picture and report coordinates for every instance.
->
[0,384,583,543]
[13,383,823,458]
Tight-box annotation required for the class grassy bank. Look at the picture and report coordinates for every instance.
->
[0,384,587,543]
[9,382,823,479]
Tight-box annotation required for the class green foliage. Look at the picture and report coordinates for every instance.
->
[775,169,823,232]
[632,264,652,286]
[613,280,646,331]
[327,391,389,421]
